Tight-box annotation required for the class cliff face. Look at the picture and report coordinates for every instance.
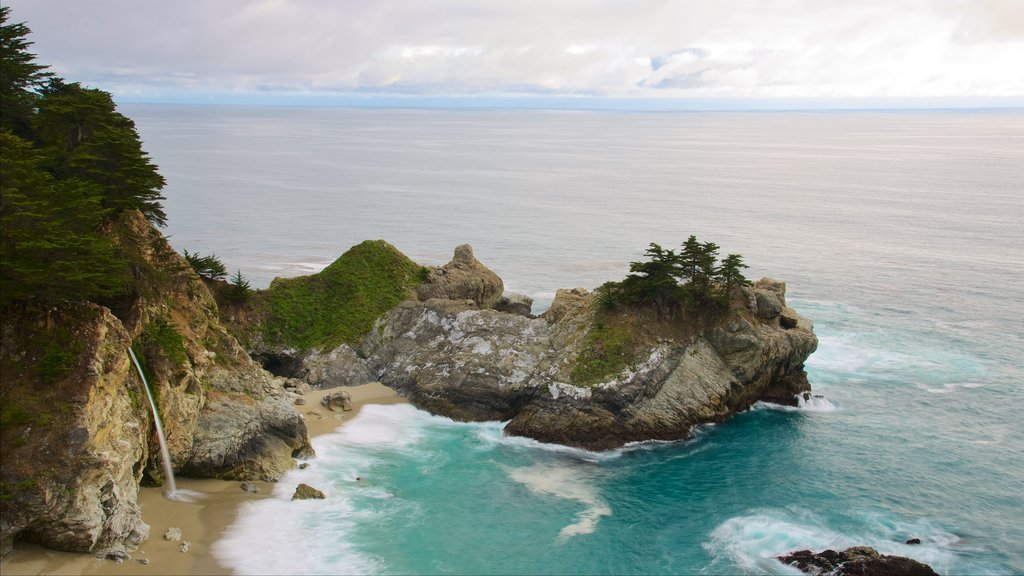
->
[358,279,816,450]
[0,304,147,558]
[0,210,312,556]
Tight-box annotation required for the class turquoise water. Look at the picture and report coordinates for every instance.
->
[124,106,1024,574]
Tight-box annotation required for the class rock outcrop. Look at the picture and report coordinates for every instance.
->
[354,271,816,450]
[778,547,938,576]
[0,210,313,556]
[415,244,504,308]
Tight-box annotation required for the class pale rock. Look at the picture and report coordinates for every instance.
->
[414,245,504,308]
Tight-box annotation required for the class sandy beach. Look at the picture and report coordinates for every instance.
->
[0,383,406,576]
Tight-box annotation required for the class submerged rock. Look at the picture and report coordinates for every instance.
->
[779,546,938,576]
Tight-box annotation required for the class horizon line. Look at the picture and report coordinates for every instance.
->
[113,94,1024,113]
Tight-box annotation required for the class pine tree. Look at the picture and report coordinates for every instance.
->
[621,243,684,317]
[0,131,126,306]
[34,81,167,226]
[227,270,252,303]
[717,253,751,303]
[183,250,228,280]
[0,7,51,137]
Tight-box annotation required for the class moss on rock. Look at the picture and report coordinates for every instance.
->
[255,240,424,351]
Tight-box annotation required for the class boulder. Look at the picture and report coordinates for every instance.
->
[163,528,182,542]
[292,483,325,500]
[493,293,534,317]
[415,245,504,308]
[753,289,784,319]
[294,345,375,389]
[778,547,938,576]
[321,391,353,412]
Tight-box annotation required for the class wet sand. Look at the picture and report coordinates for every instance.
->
[0,382,406,575]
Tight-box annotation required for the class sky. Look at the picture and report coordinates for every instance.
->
[7,0,1024,109]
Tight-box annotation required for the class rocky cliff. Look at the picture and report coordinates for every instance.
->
[0,210,313,557]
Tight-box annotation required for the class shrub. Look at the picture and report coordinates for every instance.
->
[140,317,187,365]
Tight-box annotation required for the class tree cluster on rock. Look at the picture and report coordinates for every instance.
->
[597,235,750,318]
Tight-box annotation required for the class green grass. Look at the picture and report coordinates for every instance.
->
[261,240,424,350]
[570,317,645,386]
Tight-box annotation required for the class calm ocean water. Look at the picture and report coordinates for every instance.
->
[126,104,1024,574]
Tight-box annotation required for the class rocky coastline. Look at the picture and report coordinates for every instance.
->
[1,228,818,559]
[265,244,818,451]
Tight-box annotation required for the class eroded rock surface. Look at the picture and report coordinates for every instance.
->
[415,244,504,308]
[358,277,817,450]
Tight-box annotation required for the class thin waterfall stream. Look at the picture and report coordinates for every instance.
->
[127,347,189,500]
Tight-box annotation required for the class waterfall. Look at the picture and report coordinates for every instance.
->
[127,347,179,496]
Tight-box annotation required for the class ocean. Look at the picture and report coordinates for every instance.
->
[125,104,1024,574]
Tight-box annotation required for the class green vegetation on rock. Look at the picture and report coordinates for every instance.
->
[576,235,751,384]
[570,318,645,386]
[259,240,424,350]
[598,235,751,317]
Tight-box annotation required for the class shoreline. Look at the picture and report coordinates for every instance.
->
[0,382,406,576]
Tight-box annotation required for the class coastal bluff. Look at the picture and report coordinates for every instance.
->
[248,243,818,451]
[0,211,313,558]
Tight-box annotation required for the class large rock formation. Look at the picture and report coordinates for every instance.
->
[0,210,313,556]
[357,276,816,449]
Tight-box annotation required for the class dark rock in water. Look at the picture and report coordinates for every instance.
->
[240,481,260,494]
[321,390,353,412]
[299,462,311,470]
[292,483,326,500]
[779,546,938,576]
[906,537,922,545]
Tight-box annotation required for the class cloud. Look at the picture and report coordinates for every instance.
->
[6,0,1023,101]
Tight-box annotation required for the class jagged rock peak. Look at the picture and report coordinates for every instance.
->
[415,244,504,308]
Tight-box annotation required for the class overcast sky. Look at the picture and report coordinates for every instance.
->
[7,0,1024,107]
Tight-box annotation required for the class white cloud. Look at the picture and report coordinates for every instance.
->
[6,0,1023,101]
